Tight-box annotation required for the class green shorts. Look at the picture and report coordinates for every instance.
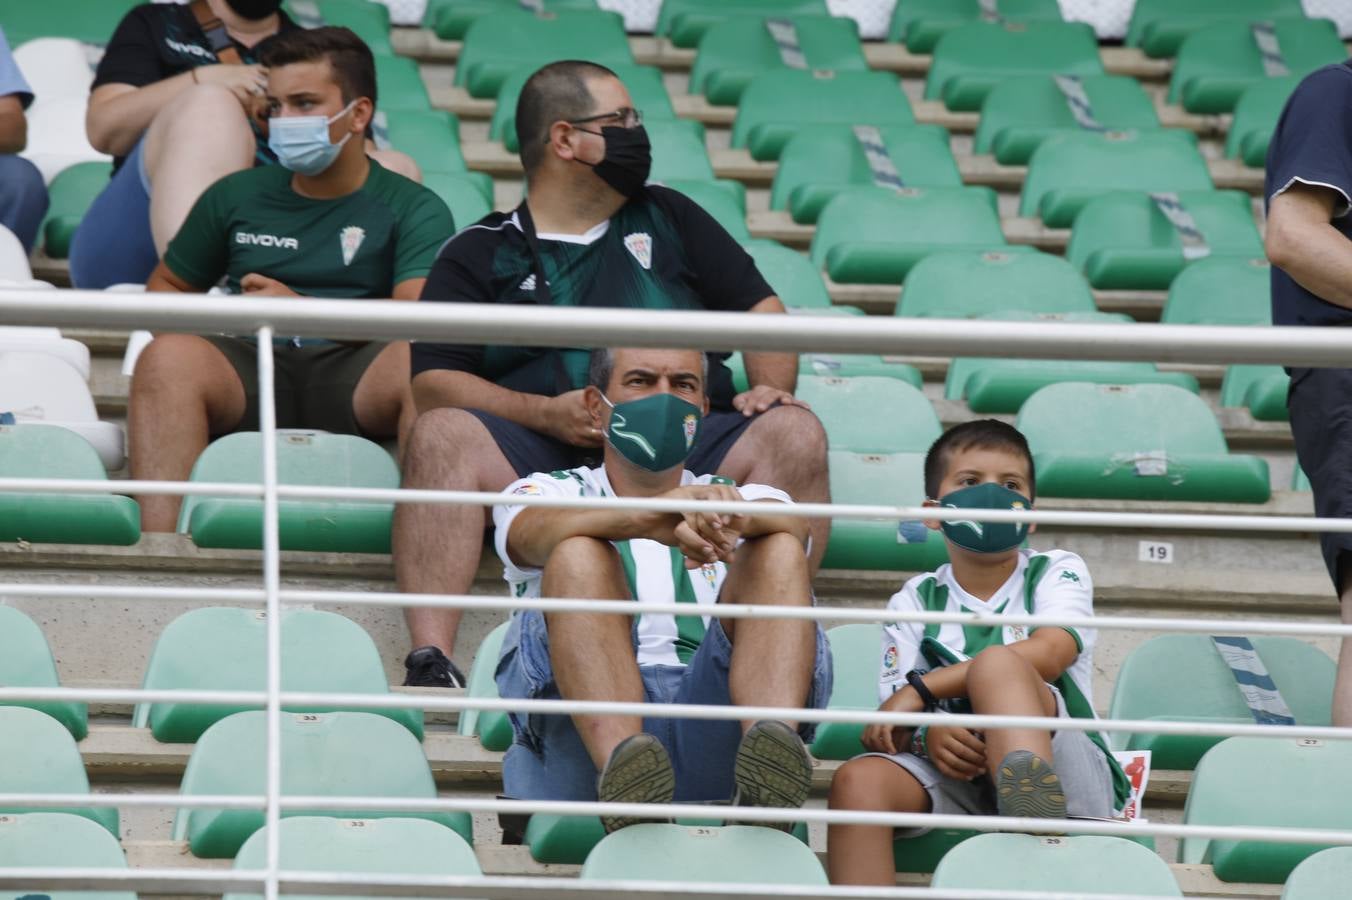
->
[206,337,385,436]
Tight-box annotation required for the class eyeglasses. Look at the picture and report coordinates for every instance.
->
[567,107,644,129]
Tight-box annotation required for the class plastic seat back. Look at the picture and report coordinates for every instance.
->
[1220,364,1289,422]
[891,0,1064,53]
[459,620,513,750]
[1227,76,1301,166]
[741,240,831,309]
[660,180,748,240]
[1162,256,1271,325]
[424,171,494,227]
[0,224,30,280]
[41,161,111,259]
[926,21,1103,112]
[376,109,465,175]
[0,813,135,900]
[1283,847,1352,900]
[374,54,432,111]
[822,451,948,571]
[897,250,1093,318]
[0,424,140,544]
[655,0,829,48]
[427,0,600,40]
[174,711,473,858]
[1169,19,1345,113]
[581,824,827,885]
[0,707,118,836]
[732,69,914,161]
[690,15,867,106]
[286,0,393,55]
[0,606,87,740]
[23,96,110,183]
[0,327,90,378]
[1127,0,1305,58]
[934,833,1182,895]
[0,351,97,421]
[646,119,716,182]
[1108,635,1332,770]
[134,607,421,743]
[796,376,939,454]
[3,0,139,45]
[13,38,95,104]
[976,74,1161,165]
[456,10,634,98]
[810,624,882,759]
[492,63,675,152]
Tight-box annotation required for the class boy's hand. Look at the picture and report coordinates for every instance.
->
[861,690,922,755]
[928,726,987,781]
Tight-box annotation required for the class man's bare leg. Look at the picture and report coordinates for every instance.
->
[393,409,517,661]
[1334,567,1352,726]
[539,535,644,770]
[351,341,415,449]
[828,757,930,885]
[717,405,830,573]
[129,335,246,532]
[143,84,255,255]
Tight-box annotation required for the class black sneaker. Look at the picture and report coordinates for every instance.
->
[732,720,813,832]
[596,733,676,834]
[402,646,466,688]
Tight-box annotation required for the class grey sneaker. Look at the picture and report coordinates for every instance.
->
[732,720,813,832]
[596,733,676,834]
[996,750,1067,822]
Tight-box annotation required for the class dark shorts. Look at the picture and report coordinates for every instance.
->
[1287,366,1352,591]
[467,406,763,478]
[207,337,385,436]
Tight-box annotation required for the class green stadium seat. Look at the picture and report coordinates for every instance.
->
[173,710,472,858]
[2,0,138,45]
[1227,76,1301,167]
[1018,382,1271,502]
[133,607,421,743]
[647,120,717,183]
[0,424,139,545]
[810,624,880,760]
[896,249,1091,318]
[0,813,135,900]
[797,376,936,453]
[732,69,914,161]
[811,186,1006,284]
[1108,635,1331,771]
[226,816,481,900]
[523,811,811,865]
[456,10,634,99]
[690,15,867,107]
[772,125,962,224]
[1021,130,1212,228]
[426,0,599,41]
[41,162,110,260]
[947,312,1201,414]
[1169,19,1345,114]
[374,55,432,112]
[423,171,495,226]
[376,109,465,175]
[890,0,1064,54]
[177,432,398,553]
[727,349,924,390]
[1293,467,1311,492]
[491,63,676,153]
[1066,190,1265,290]
[926,22,1104,112]
[1180,736,1352,882]
[0,707,118,836]
[1221,365,1290,422]
[741,240,831,309]
[933,833,1183,895]
[0,605,87,740]
[582,823,827,884]
[823,450,949,571]
[1161,256,1271,325]
[285,0,392,55]
[1283,847,1352,899]
[975,74,1162,165]
[661,179,748,240]
[655,0,829,49]
[459,620,513,751]
[1126,0,1306,58]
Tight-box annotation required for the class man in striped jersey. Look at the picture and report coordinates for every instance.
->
[492,347,832,833]
[826,421,1129,885]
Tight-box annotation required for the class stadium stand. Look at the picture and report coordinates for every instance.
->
[654,0,829,48]
[890,0,1066,54]
[689,15,868,106]
[925,21,1104,112]
[1126,0,1307,58]
[426,0,602,42]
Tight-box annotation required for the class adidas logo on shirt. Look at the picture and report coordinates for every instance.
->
[235,232,299,250]
[519,274,536,292]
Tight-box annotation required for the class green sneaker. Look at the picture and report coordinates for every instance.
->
[996,750,1067,822]
[732,720,813,832]
[596,732,676,834]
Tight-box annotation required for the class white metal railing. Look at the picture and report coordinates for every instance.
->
[0,291,1348,900]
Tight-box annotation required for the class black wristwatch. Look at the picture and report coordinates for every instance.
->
[906,669,939,712]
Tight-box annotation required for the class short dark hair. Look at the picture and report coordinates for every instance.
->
[924,419,1036,500]
[516,60,618,174]
[587,348,709,394]
[257,26,377,109]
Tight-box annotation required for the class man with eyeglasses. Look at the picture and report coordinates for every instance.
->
[395,60,829,690]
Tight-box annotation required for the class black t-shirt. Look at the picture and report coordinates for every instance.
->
[1266,60,1352,330]
[411,185,775,410]
[91,3,299,171]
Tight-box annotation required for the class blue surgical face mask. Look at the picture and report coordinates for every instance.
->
[936,482,1032,554]
[268,100,357,176]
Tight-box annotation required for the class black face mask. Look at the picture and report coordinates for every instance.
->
[576,125,651,198]
[225,0,283,20]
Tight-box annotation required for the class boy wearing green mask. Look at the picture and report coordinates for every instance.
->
[826,420,1129,886]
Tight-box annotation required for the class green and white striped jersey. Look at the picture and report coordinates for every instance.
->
[881,549,1131,809]
[493,465,791,668]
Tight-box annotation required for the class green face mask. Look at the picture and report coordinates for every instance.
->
[603,392,703,472]
[937,483,1032,554]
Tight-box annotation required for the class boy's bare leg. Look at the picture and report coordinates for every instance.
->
[827,757,929,886]
[966,644,1058,779]
[1334,569,1352,727]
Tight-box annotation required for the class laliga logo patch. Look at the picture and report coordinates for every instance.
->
[883,643,898,669]
[624,231,652,270]
[339,226,366,266]
[682,413,698,448]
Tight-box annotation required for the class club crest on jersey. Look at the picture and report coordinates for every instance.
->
[339,226,365,266]
[624,232,652,270]
[682,413,698,448]
[700,563,718,588]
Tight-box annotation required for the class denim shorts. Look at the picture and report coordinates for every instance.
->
[69,137,158,290]
[495,607,834,803]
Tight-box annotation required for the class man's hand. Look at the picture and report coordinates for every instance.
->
[241,273,299,297]
[927,725,987,781]
[541,390,604,447]
[861,688,922,755]
[731,384,809,418]
[641,483,751,567]
[195,63,268,109]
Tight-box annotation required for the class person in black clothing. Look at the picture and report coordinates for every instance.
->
[1265,59,1352,727]
[395,60,830,689]
[69,0,416,289]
